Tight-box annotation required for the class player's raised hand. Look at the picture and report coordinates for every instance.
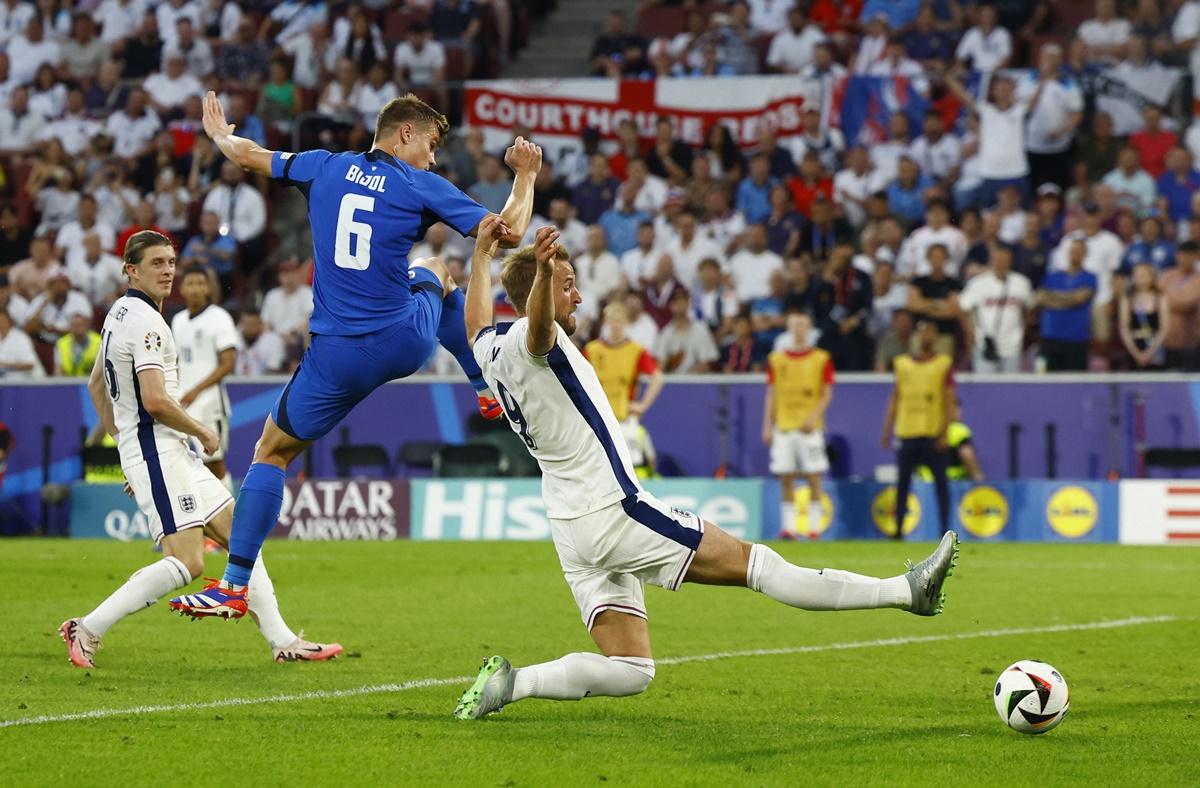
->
[532,226,561,270]
[473,213,507,260]
[202,90,236,140]
[505,136,543,175]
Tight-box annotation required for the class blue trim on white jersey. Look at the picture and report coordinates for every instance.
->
[621,497,703,551]
[547,344,639,498]
[131,361,176,535]
[126,288,159,312]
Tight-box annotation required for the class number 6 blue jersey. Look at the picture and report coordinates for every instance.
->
[271,149,489,336]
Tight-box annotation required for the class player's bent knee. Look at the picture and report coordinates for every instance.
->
[411,256,451,287]
[610,656,656,695]
[176,553,205,582]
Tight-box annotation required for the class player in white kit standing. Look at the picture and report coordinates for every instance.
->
[60,232,342,667]
[171,266,237,492]
[453,219,960,719]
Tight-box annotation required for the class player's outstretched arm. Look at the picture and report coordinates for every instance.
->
[466,214,507,348]
[495,137,542,248]
[86,350,118,438]
[136,367,221,455]
[525,226,563,357]
[202,91,275,177]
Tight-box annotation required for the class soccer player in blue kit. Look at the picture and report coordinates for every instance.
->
[170,92,541,617]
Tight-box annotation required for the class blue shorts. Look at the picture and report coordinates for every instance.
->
[271,268,444,442]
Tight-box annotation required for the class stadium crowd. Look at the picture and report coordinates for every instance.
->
[3,0,1200,381]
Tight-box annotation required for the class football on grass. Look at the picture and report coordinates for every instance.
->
[994,660,1070,734]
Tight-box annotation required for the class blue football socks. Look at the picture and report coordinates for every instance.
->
[224,463,287,587]
[438,287,489,393]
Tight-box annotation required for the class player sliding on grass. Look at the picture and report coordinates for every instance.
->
[61,232,341,667]
[168,93,540,618]
[452,219,960,719]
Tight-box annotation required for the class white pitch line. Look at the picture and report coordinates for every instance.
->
[0,615,1176,730]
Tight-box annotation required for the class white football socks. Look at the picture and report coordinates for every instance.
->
[780,501,797,534]
[807,499,823,531]
[82,556,192,637]
[746,544,912,611]
[248,554,297,648]
[511,653,655,702]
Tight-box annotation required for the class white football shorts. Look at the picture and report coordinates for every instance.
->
[185,405,230,462]
[550,491,705,630]
[123,447,233,543]
[769,428,830,476]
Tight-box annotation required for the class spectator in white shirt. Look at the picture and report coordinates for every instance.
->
[729,223,785,304]
[692,256,741,344]
[105,87,161,161]
[65,232,125,305]
[34,169,79,235]
[701,188,747,256]
[946,70,1044,208]
[393,22,446,94]
[55,194,115,261]
[0,86,47,155]
[867,35,930,95]
[0,0,37,48]
[353,61,397,140]
[1173,0,1200,110]
[155,0,201,47]
[39,87,102,156]
[162,17,213,78]
[766,5,826,73]
[625,157,669,216]
[90,163,140,231]
[910,122,961,211]
[573,225,624,306]
[260,259,314,352]
[834,145,883,229]
[1078,0,1132,64]
[22,270,91,344]
[143,53,205,116]
[0,307,44,378]
[235,308,287,376]
[897,200,969,279]
[95,0,145,45]
[666,209,727,291]
[6,16,60,85]
[870,111,913,187]
[152,167,191,236]
[798,41,849,97]
[202,160,267,263]
[748,0,792,35]
[955,4,1011,72]
[1020,43,1084,192]
[959,246,1033,373]
[854,13,889,74]
[984,183,1029,245]
[281,20,335,90]
[620,220,663,289]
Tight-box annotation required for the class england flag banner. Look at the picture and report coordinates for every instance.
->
[465,76,821,166]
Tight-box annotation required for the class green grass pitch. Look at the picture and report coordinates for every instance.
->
[3,538,1198,786]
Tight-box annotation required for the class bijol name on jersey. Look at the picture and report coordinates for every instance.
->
[345,165,386,193]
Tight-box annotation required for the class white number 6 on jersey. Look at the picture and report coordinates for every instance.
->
[334,193,375,270]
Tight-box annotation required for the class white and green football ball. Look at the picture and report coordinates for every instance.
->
[994,660,1070,734]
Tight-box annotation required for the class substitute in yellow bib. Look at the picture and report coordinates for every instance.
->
[54,314,101,377]
[583,301,665,476]
[881,319,955,540]
[763,310,834,538]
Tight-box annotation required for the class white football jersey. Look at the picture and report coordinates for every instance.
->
[474,318,643,519]
[171,304,237,423]
[99,289,189,464]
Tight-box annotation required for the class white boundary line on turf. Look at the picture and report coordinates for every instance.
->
[0,615,1176,730]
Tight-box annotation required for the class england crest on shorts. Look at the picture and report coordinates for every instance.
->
[178,494,197,513]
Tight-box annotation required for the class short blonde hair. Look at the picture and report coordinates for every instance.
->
[374,94,450,148]
[602,301,629,321]
[500,243,571,313]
